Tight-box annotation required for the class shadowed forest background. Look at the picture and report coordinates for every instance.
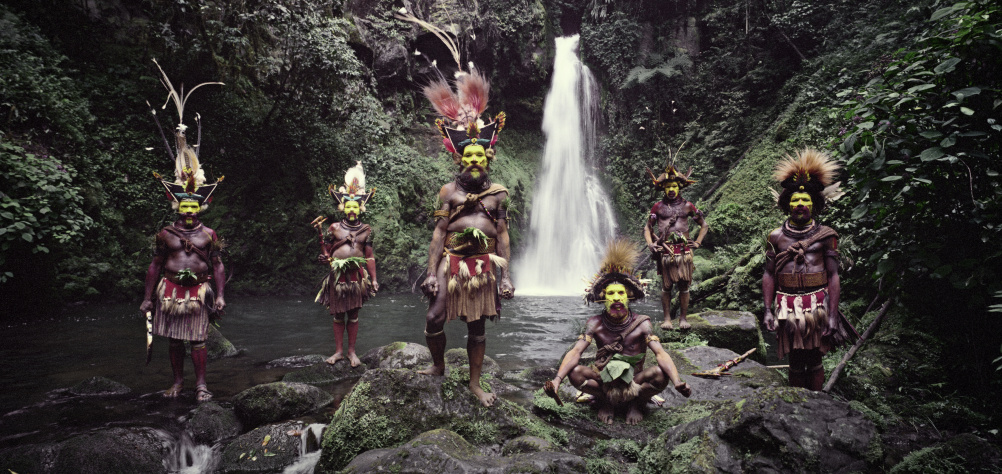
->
[1,0,1001,457]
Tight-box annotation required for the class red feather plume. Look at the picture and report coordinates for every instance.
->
[423,79,460,122]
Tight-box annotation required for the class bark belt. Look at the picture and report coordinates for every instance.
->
[777,271,827,290]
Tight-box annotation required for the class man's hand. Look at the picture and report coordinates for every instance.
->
[420,274,438,297]
[372,280,380,293]
[317,253,330,264]
[544,377,564,406]
[647,243,660,254]
[674,381,692,398]
[499,277,514,299]
[822,315,838,337]
[763,308,777,332]
[139,299,154,314]
[688,240,701,249]
[214,296,226,313]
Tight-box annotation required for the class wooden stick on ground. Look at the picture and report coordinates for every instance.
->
[823,299,893,393]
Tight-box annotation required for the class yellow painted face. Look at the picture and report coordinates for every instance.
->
[603,283,630,314]
[178,200,201,215]
[790,192,813,211]
[343,200,361,219]
[462,144,488,177]
[663,181,681,199]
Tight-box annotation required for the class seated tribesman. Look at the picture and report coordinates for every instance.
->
[314,161,378,367]
[643,162,708,330]
[763,148,856,390]
[545,239,691,425]
[140,60,225,402]
[418,68,515,408]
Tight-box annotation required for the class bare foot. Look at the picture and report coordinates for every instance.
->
[471,384,497,407]
[678,318,691,330]
[597,403,614,424]
[626,403,644,425]
[163,383,183,398]
[418,365,445,376]
[195,385,213,402]
[347,353,362,368]
[325,353,344,365]
[660,319,673,330]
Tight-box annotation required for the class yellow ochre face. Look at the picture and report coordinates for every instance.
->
[663,181,681,199]
[462,144,488,177]
[178,200,201,226]
[789,192,813,211]
[343,200,361,219]
[603,283,630,318]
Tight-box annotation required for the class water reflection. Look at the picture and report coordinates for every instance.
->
[0,292,659,414]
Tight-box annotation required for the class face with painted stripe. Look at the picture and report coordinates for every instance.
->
[178,200,201,228]
[603,283,630,321]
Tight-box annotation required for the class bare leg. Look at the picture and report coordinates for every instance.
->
[191,341,212,402]
[660,283,674,330]
[628,366,669,425]
[678,282,691,330]
[165,338,185,398]
[467,319,497,407]
[419,267,448,376]
[326,316,346,364]
[569,366,612,422]
[805,350,824,391]
[346,309,361,367]
[787,350,808,389]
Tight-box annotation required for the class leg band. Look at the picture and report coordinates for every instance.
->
[333,313,347,323]
[348,316,359,323]
[469,335,486,344]
[424,329,445,337]
[191,342,206,350]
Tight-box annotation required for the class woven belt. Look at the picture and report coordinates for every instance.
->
[445,232,497,255]
[164,270,211,285]
[777,271,827,290]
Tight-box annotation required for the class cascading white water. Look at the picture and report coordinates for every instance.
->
[515,35,617,295]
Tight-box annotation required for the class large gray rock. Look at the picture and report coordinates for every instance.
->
[638,387,880,473]
[282,360,366,385]
[445,347,502,377]
[67,376,131,396]
[0,427,174,474]
[361,341,432,370]
[662,310,767,362]
[232,382,334,428]
[185,401,242,445]
[206,324,239,360]
[217,421,303,474]
[315,368,566,472]
[661,345,785,407]
[342,429,587,474]
[266,354,327,369]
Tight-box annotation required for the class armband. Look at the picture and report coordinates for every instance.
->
[433,210,449,219]
[578,334,593,343]
[495,208,508,220]
[645,335,660,343]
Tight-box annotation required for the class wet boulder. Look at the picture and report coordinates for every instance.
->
[638,387,880,473]
[661,310,767,362]
[315,368,566,472]
[185,401,242,445]
[67,376,131,396]
[282,360,366,385]
[661,345,785,407]
[361,341,432,370]
[217,421,303,474]
[206,324,239,360]
[232,382,334,429]
[502,435,556,455]
[445,347,502,377]
[266,354,326,369]
[342,429,587,474]
[0,427,174,474]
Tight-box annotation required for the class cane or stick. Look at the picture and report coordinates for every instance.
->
[543,380,564,406]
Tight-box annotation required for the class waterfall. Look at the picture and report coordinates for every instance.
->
[515,35,617,295]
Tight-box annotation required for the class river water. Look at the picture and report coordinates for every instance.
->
[0,293,660,415]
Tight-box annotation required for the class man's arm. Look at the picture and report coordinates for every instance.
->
[643,206,658,253]
[691,207,708,248]
[823,237,840,336]
[421,189,450,296]
[210,230,225,312]
[762,232,778,332]
[495,192,514,299]
[317,224,336,264]
[365,237,378,293]
[139,252,166,314]
[649,339,691,397]
[549,338,590,388]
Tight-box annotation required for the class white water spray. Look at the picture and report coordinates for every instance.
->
[515,35,617,295]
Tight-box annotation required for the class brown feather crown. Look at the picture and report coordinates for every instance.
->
[773,148,841,215]
[653,165,696,189]
[586,239,646,303]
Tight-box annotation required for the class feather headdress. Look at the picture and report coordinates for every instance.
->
[772,148,843,214]
[329,161,376,212]
[586,238,646,303]
[147,59,224,210]
[647,141,696,189]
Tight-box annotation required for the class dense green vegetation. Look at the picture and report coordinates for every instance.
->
[1,0,1000,461]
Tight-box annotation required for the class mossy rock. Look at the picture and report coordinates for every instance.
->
[660,310,767,363]
[282,360,366,385]
[660,345,784,408]
[316,368,568,472]
[341,429,586,473]
[185,401,242,445]
[217,421,302,474]
[638,388,879,473]
[232,382,334,429]
[206,324,239,360]
[67,376,131,396]
[444,347,502,377]
[502,435,555,455]
[53,427,172,474]
[266,354,326,369]
[360,341,431,370]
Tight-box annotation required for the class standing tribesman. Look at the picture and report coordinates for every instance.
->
[418,69,515,407]
[763,148,855,390]
[544,239,691,425]
[314,161,378,368]
[643,164,708,330]
[140,61,225,402]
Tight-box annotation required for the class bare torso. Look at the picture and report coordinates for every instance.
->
[158,224,218,273]
[651,199,698,239]
[440,181,505,238]
[767,225,832,276]
[585,314,653,365]
[325,221,371,260]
